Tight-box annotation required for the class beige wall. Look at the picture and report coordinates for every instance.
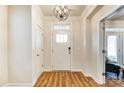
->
[8,6,32,84]
[0,6,8,86]
[43,17,82,71]
[32,5,44,85]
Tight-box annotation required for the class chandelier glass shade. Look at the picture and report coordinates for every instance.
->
[54,5,69,21]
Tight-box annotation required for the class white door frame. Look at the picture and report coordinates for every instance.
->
[51,22,73,71]
[99,21,106,84]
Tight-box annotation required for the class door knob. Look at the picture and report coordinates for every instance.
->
[68,47,71,50]
[68,47,71,54]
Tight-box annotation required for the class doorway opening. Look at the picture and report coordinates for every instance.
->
[102,6,124,83]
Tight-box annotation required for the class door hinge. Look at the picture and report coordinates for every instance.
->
[102,49,106,53]
[102,72,106,76]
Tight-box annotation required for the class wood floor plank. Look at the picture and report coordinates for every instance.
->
[73,72,82,87]
[59,72,62,87]
[68,71,72,86]
[46,72,54,87]
[57,72,61,87]
[65,72,69,87]
[62,72,66,87]
[78,72,91,87]
[70,72,79,87]
[40,72,51,87]
[76,72,87,87]
[53,72,58,87]
[34,71,124,87]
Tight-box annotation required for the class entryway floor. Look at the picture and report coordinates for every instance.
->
[34,71,124,87]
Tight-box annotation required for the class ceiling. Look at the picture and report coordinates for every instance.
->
[40,5,86,16]
[108,8,124,20]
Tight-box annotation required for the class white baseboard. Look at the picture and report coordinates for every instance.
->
[32,71,43,86]
[44,69,83,72]
[93,77,104,84]
[71,69,83,72]
[43,69,52,71]
[0,83,8,87]
[81,67,92,77]
[72,69,92,77]
[7,83,32,87]
[32,76,39,86]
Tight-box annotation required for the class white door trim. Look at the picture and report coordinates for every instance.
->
[51,22,73,71]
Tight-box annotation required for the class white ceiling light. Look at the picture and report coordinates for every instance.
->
[54,5,69,21]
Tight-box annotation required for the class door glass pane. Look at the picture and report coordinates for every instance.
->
[107,36,117,62]
[63,34,67,42]
[60,34,63,42]
[56,34,68,43]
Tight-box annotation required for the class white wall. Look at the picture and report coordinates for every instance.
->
[0,6,8,86]
[32,5,44,85]
[8,6,32,84]
[80,6,98,77]
[43,17,82,71]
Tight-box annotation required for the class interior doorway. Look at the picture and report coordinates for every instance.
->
[102,6,124,83]
[52,24,72,70]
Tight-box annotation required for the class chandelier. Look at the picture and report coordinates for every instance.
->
[53,5,70,21]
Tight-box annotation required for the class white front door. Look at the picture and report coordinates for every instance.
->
[52,24,71,70]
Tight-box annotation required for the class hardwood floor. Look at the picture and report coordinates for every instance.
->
[34,71,124,87]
